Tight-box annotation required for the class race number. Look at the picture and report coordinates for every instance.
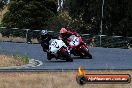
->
[69,35,79,46]
[51,41,59,48]
[72,38,79,45]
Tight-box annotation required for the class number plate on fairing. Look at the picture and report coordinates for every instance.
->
[49,39,64,54]
[69,35,80,46]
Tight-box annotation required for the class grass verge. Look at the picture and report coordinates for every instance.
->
[0,55,29,67]
[0,71,131,88]
[0,34,39,43]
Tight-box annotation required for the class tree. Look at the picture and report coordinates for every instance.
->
[103,0,132,36]
[67,0,132,36]
[67,0,102,34]
[0,0,6,23]
[0,0,5,9]
[2,0,57,29]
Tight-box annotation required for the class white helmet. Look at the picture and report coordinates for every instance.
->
[41,30,48,35]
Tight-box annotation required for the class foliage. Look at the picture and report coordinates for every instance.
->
[2,0,57,29]
[0,0,5,10]
[67,0,101,34]
[46,11,71,32]
[0,0,57,37]
[46,11,86,34]
[67,0,132,36]
[1,0,132,38]
[13,54,29,64]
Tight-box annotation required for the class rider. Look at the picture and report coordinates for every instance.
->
[59,27,80,46]
[40,30,55,60]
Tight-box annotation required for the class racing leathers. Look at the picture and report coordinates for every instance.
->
[59,31,80,46]
[41,34,56,60]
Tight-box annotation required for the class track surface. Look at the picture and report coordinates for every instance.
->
[0,42,132,70]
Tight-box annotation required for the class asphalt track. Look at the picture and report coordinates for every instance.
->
[0,42,132,70]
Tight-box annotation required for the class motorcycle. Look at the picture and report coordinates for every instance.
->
[67,35,92,59]
[49,39,73,62]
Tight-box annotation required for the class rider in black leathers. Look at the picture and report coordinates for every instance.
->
[40,30,56,60]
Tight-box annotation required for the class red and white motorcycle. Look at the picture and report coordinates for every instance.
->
[49,39,73,62]
[67,35,92,59]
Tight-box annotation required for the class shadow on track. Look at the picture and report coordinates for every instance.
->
[44,56,92,63]
[72,56,92,59]
[44,60,70,63]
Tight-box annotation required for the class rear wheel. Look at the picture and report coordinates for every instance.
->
[80,48,92,59]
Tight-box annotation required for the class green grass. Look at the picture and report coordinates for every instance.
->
[0,54,29,67]
[13,55,29,64]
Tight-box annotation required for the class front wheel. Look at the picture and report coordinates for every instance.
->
[62,51,73,62]
[59,47,73,62]
[87,52,92,59]
[65,52,73,62]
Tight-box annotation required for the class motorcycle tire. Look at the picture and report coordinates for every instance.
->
[80,48,92,59]
[62,51,73,62]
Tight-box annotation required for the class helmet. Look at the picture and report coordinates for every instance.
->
[41,30,48,35]
[60,28,67,34]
